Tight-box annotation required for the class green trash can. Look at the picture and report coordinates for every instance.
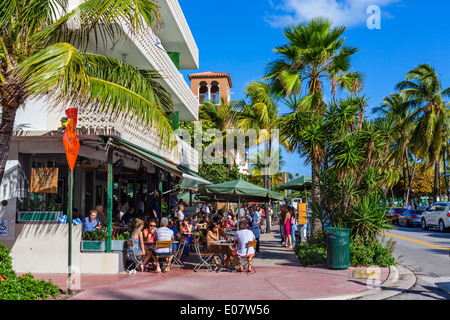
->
[325,227,351,270]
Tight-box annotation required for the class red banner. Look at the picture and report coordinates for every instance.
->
[63,109,80,172]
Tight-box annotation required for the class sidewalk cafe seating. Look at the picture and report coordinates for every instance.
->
[193,238,215,272]
[236,239,257,274]
[126,239,145,274]
[154,240,174,272]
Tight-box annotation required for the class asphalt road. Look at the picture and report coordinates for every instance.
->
[384,224,450,300]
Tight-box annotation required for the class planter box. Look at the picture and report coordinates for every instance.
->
[111,240,126,251]
[81,240,106,252]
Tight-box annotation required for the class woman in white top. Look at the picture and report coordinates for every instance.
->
[176,204,184,221]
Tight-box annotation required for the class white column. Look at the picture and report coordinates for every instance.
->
[197,85,201,104]
[207,85,211,101]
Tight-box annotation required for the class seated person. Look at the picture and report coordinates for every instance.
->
[82,209,99,232]
[179,217,192,234]
[233,221,256,272]
[128,218,154,272]
[168,219,181,251]
[120,207,135,225]
[225,215,235,228]
[153,217,174,273]
[206,222,237,269]
[143,219,157,250]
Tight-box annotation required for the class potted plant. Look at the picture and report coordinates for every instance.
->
[81,228,109,252]
[111,231,130,251]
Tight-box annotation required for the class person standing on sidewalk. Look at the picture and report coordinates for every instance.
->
[278,204,287,246]
[249,207,261,252]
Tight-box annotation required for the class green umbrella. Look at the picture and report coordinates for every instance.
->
[276,175,312,191]
[198,179,283,202]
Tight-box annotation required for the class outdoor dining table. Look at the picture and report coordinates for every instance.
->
[209,240,236,272]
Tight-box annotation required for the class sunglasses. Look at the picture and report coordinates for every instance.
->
[150,224,156,227]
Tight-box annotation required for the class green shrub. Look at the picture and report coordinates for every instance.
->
[0,242,60,300]
[295,235,327,267]
[349,235,396,267]
[294,233,397,267]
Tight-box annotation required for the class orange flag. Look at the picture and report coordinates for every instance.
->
[63,111,80,172]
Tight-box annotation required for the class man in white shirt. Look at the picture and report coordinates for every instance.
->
[233,221,256,272]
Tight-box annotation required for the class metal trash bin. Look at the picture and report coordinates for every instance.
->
[325,227,351,270]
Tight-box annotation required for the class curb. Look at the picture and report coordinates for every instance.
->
[315,265,417,300]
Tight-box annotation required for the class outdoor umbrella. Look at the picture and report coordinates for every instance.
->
[275,175,312,204]
[276,175,312,191]
[198,179,283,203]
[198,179,283,231]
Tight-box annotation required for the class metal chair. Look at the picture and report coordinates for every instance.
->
[126,239,145,274]
[172,238,186,267]
[237,239,257,274]
[193,238,215,272]
[154,240,174,272]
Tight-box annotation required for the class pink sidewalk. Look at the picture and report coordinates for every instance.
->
[29,230,390,300]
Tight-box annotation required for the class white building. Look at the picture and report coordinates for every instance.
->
[0,0,205,275]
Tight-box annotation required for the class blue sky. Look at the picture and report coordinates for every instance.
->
[179,0,450,177]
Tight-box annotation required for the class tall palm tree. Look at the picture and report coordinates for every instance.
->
[265,18,358,235]
[0,0,174,185]
[373,93,420,206]
[395,64,450,202]
[235,80,284,232]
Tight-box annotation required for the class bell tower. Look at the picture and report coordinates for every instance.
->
[188,71,233,105]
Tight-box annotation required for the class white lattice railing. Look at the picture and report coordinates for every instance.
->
[76,109,198,170]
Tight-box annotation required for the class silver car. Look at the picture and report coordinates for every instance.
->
[421,202,450,232]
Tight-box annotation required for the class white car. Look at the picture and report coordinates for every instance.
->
[421,202,450,232]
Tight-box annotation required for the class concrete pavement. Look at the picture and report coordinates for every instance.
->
[31,229,416,301]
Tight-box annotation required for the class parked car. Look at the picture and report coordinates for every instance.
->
[421,202,450,232]
[386,208,407,224]
[397,209,424,227]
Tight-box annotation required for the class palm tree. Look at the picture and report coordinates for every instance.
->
[395,64,450,202]
[265,18,358,235]
[235,80,284,232]
[199,97,237,133]
[0,0,175,185]
[373,93,420,207]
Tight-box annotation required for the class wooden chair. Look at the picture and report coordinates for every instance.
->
[154,240,173,272]
[237,239,257,274]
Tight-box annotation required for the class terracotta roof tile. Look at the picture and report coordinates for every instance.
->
[188,71,232,87]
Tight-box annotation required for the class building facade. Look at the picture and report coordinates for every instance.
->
[0,0,205,274]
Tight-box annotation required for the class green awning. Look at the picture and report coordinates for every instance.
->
[177,192,202,203]
[276,175,312,191]
[178,165,211,189]
[198,179,283,202]
[104,136,183,176]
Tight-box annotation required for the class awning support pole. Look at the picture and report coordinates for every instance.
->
[106,147,113,252]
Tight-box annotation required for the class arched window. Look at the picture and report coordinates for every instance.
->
[210,81,220,104]
[198,81,208,104]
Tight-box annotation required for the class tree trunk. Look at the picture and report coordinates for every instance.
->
[310,157,322,237]
[0,105,18,185]
[433,161,439,203]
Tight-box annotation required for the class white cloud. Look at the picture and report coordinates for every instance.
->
[266,0,400,28]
